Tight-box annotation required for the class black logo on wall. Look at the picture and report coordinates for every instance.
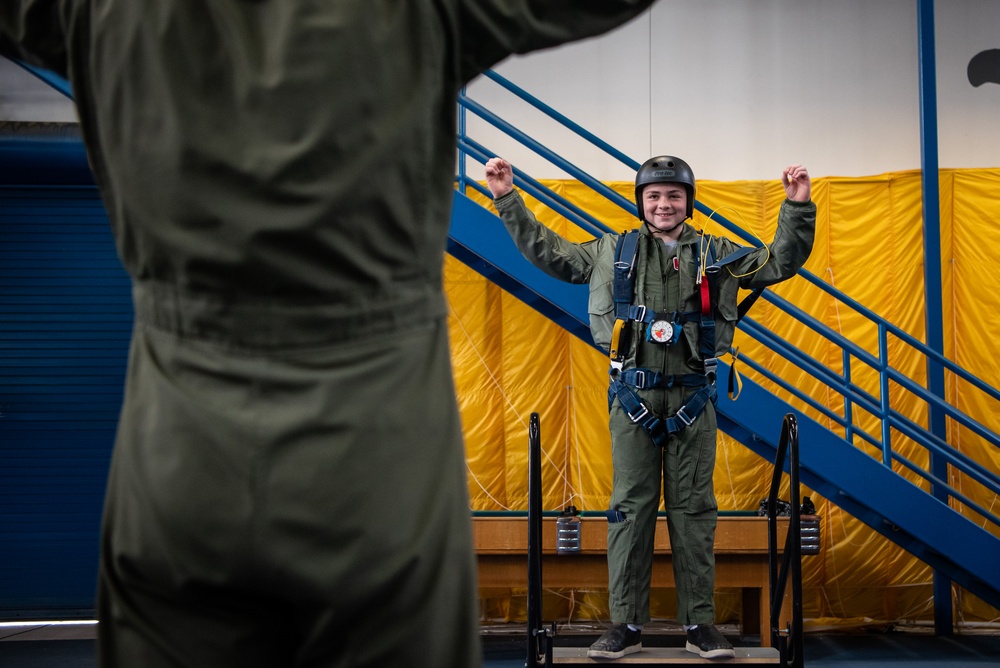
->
[968,49,1000,87]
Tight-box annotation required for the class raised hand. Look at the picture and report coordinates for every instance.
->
[484,157,514,199]
[782,164,811,202]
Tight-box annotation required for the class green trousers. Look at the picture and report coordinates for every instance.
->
[606,389,719,626]
[97,310,481,668]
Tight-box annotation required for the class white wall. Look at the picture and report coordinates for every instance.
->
[464,0,1000,181]
[2,1,998,180]
[0,58,77,123]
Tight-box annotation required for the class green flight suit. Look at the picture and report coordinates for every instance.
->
[494,190,815,625]
[0,2,657,667]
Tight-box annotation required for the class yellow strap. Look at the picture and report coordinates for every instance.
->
[610,319,626,360]
[728,347,743,401]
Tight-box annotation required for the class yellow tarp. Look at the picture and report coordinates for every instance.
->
[448,169,1000,627]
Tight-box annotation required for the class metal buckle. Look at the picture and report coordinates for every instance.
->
[675,406,695,427]
[627,404,649,423]
[632,369,647,389]
[633,305,646,322]
[703,357,718,384]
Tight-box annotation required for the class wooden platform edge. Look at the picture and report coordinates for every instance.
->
[551,645,780,664]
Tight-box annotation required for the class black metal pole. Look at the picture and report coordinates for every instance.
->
[526,413,542,668]
[787,416,804,668]
[767,417,790,646]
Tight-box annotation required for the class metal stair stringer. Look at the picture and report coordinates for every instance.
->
[717,372,1000,613]
[448,189,592,344]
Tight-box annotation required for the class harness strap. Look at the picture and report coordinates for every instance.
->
[618,368,707,391]
[709,243,765,324]
[609,319,627,362]
[613,231,641,320]
[728,348,744,400]
[737,287,765,321]
[697,234,717,361]
[609,230,642,368]
[663,384,718,434]
[608,376,718,448]
[605,229,728,448]
[608,377,670,448]
[709,245,757,273]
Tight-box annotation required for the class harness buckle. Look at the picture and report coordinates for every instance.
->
[633,305,646,322]
[627,404,650,424]
[703,357,718,384]
[633,369,648,389]
[675,406,695,427]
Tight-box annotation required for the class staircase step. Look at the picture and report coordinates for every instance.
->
[552,646,780,665]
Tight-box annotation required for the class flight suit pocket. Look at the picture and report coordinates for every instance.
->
[588,280,614,316]
[715,276,740,323]
[588,280,615,351]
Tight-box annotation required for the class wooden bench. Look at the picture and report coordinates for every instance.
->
[474,515,789,646]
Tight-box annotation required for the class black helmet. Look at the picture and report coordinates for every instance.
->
[634,155,695,221]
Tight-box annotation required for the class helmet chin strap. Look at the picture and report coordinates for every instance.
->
[644,217,687,237]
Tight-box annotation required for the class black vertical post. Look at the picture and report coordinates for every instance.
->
[767,419,789,653]
[787,417,804,668]
[768,414,805,668]
[526,413,542,668]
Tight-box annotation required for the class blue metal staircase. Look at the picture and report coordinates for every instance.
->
[452,71,1000,616]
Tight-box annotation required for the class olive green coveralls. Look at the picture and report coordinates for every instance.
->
[494,190,815,626]
[0,2,657,667]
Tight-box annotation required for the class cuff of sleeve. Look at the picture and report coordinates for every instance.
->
[493,189,521,210]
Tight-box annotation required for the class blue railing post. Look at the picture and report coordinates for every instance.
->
[842,350,855,445]
[457,88,468,194]
[878,323,892,466]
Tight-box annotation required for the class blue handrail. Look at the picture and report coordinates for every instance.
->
[760,289,1000,450]
[458,96,636,216]
[738,318,1000,511]
[481,69,641,172]
[455,68,1000,533]
[459,136,614,237]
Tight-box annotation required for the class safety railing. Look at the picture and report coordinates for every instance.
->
[526,412,554,668]
[767,414,806,668]
[455,69,1000,534]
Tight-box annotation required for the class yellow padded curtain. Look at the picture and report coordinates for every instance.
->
[450,168,1000,626]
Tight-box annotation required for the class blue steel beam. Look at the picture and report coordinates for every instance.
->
[448,190,592,345]
[717,365,1000,614]
[917,0,952,634]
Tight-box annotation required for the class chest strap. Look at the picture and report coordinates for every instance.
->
[617,368,708,391]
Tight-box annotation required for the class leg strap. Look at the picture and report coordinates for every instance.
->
[608,376,717,447]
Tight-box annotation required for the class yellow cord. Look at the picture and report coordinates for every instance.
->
[698,232,710,280]
[704,206,771,279]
